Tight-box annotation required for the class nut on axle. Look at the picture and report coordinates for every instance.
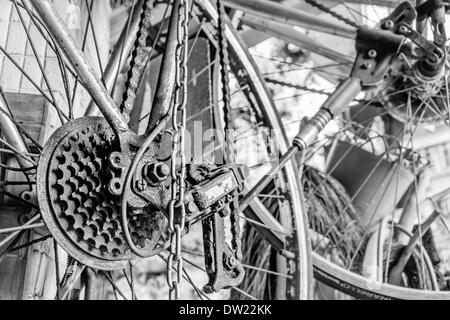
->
[143,162,170,186]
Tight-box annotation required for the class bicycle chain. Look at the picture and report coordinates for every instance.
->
[265,76,332,96]
[215,0,243,282]
[167,0,189,300]
[265,77,367,104]
[216,0,235,163]
[304,0,359,28]
[120,0,154,123]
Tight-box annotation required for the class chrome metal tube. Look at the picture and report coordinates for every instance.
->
[239,77,361,214]
[225,0,358,39]
[321,76,362,115]
[294,77,361,149]
[32,0,129,135]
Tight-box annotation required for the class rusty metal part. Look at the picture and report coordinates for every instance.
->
[119,114,171,259]
[31,0,129,137]
[202,212,245,293]
[193,172,238,210]
[182,161,247,292]
[106,145,170,213]
[86,0,150,117]
[216,0,235,164]
[165,0,190,300]
[37,117,164,270]
[143,162,170,186]
[131,159,171,210]
[147,0,182,134]
[85,0,150,117]
[120,0,154,122]
[183,163,247,221]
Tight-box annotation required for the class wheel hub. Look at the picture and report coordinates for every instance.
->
[381,59,449,125]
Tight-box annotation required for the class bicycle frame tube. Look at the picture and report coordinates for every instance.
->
[240,14,354,66]
[146,0,181,134]
[85,0,147,117]
[336,0,398,7]
[225,0,358,39]
[31,0,129,135]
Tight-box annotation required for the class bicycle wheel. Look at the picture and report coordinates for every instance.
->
[0,0,311,300]
[228,0,450,299]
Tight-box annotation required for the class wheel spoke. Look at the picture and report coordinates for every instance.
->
[54,240,61,300]
[12,0,69,125]
[231,286,258,300]
[83,0,106,86]
[10,234,52,252]
[103,271,129,300]
[0,215,41,250]
[0,222,45,235]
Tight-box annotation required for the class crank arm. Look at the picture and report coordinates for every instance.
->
[202,212,245,293]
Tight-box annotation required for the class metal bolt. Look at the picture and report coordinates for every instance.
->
[144,162,170,185]
[368,49,377,59]
[108,178,123,196]
[398,25,408,34]
[21,191,33,202]
[155,163,170,178]
[383,20,394,30]
[109,152,126,169]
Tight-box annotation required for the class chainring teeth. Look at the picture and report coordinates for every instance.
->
[38,117,164,270]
